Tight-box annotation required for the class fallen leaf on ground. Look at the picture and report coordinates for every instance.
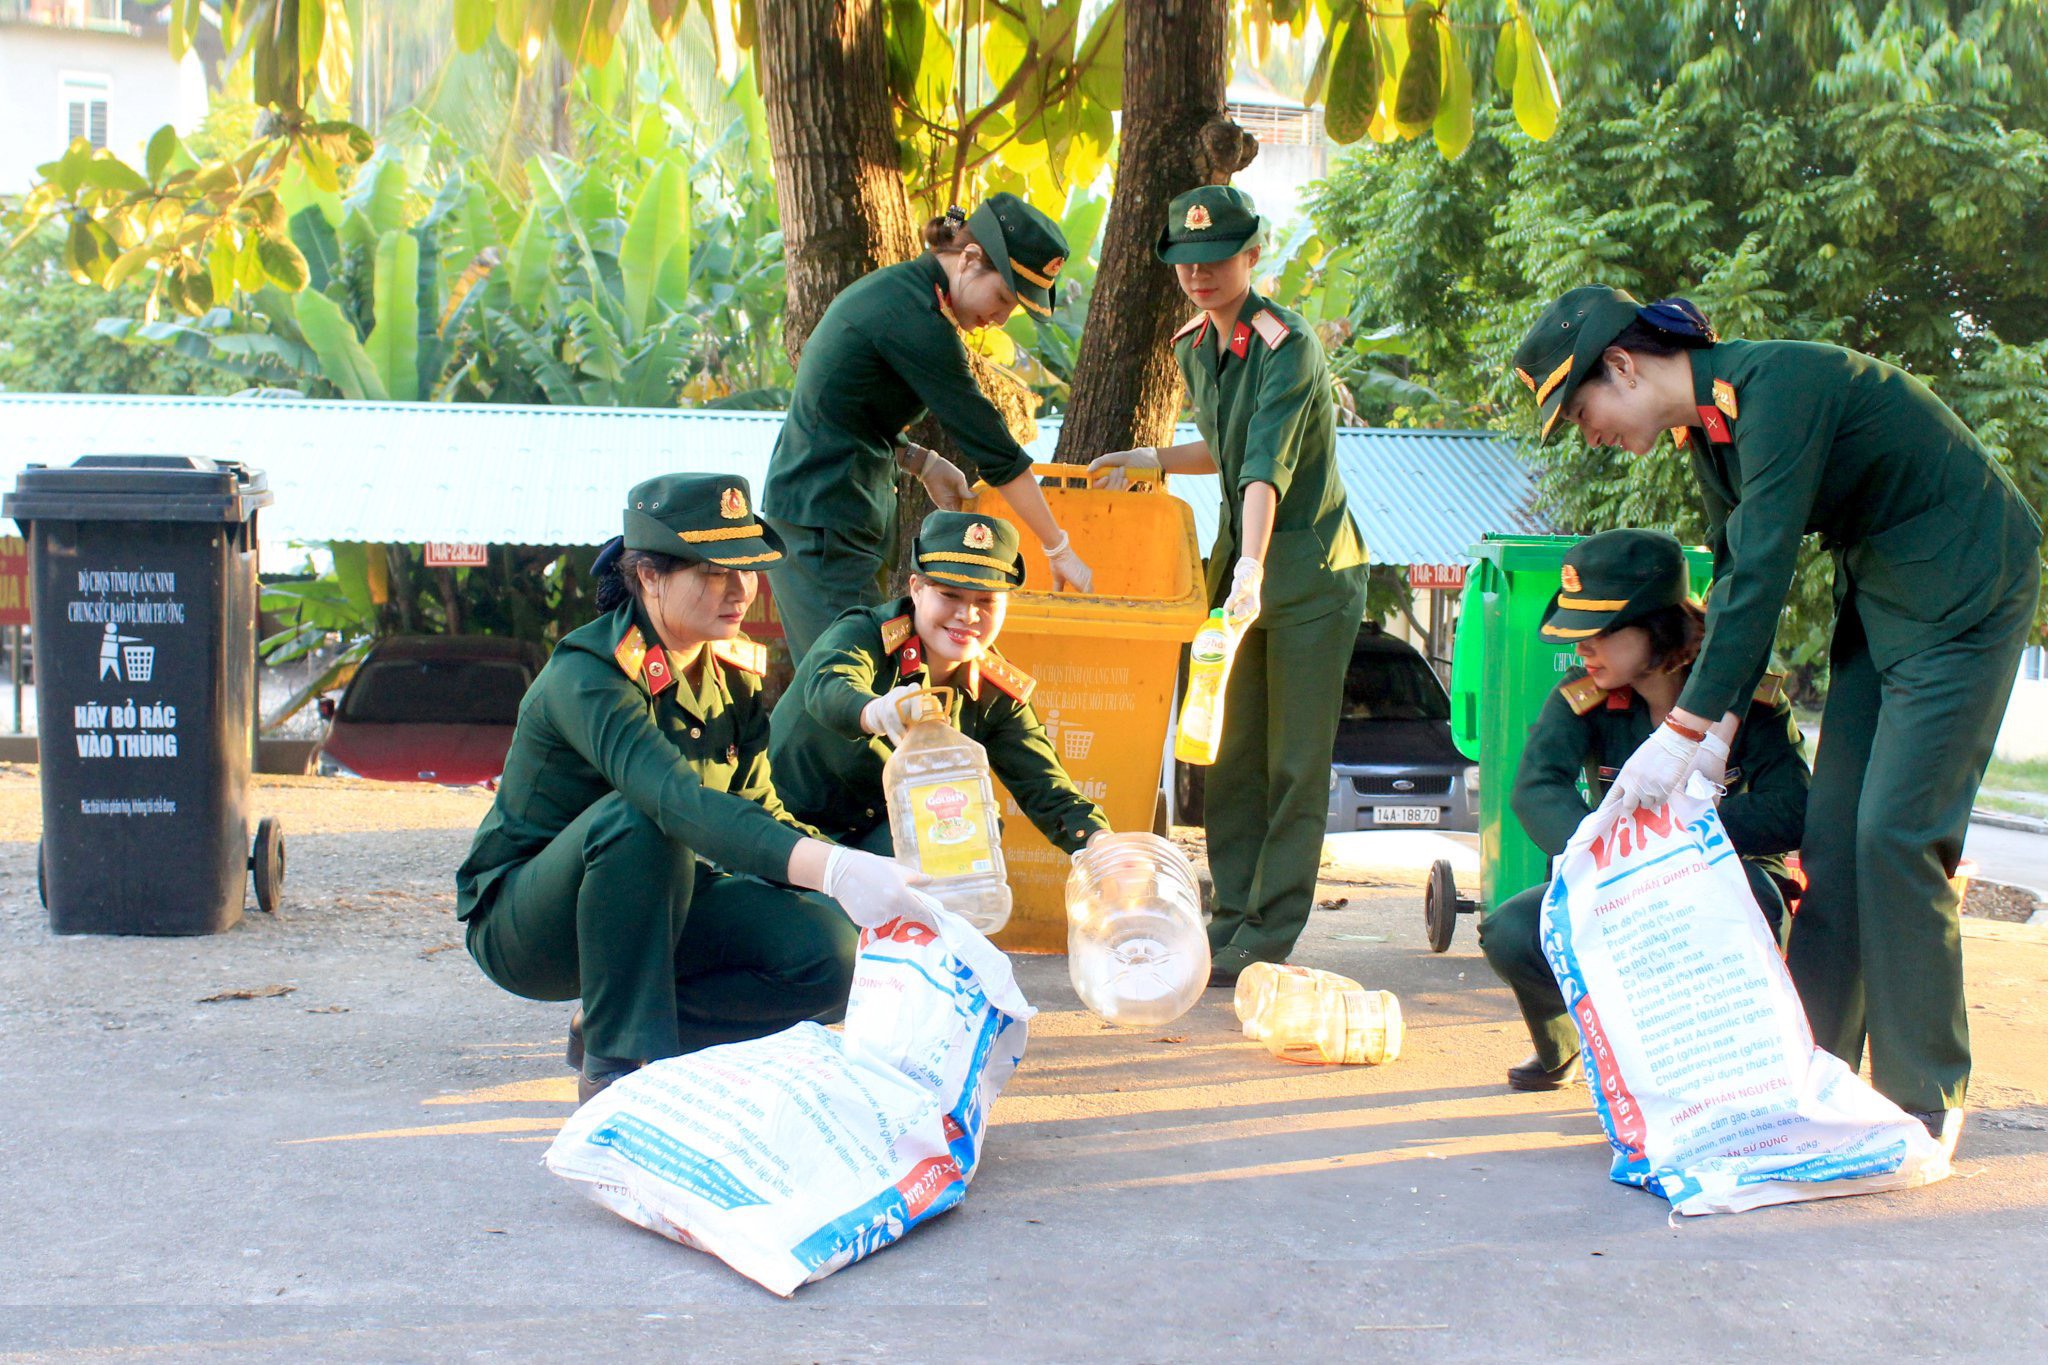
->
[1318,896,1350,909]
[419,942,459,958]
[198,984,295,1003]
[304,1005,350,1014]
[1154,1035,1187,1044]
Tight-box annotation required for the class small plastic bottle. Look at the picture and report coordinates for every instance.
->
[1065,833,1210,1027]
[885,688,1011,933]
[1174,609,1241,766]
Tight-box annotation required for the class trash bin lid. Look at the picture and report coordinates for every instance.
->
[4,454,273,525]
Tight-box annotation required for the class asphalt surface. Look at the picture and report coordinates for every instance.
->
[2,778,2045,1362]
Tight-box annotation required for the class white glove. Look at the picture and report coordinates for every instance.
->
[860,683,925,744]
[1224,556,1264,627]
[1044,531,1094,593]
[1691,731,1732,791]
[822,846,939,929]
[1086,446,1161,492]
[1602,722,1702,813]
[910,445,972,511]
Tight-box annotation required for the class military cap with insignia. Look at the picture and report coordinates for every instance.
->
[1156,185,1264,264]
[602,472,784,572]
[1539,528,1695,642]
[1509,285,1647,445]
[911,511,1027,592]
[966,192,1070,319]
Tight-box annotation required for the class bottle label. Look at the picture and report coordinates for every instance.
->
[907,779,998,878]
[1190,627,1229,664]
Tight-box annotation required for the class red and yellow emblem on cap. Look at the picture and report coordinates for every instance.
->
[1561,564,1583,593]
[1185,204,1213,231]
[720,486,747,519]
[963,522,995,550]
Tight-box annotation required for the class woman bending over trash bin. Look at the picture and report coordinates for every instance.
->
[768,510,1109,859]
[1512,287,2040,1148]
[455,474,937,1103]
[762,193,1094,666]
[1087,185,1369,984]
[1478,529,1810,1092]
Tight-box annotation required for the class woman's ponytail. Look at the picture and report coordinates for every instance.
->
[593,536,631,612]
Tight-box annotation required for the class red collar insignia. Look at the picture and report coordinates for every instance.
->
[641,646,676,696]
[1228,321,1252,359]
[1695,405,1734,444]
[1605,685,1635,711]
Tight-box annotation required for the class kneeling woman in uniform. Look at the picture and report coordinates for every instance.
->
[768,510,1108,861]
[1479,530,1810,1092]
[456,474,937,1102]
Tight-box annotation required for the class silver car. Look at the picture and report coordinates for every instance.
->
[1326,624,1479,833]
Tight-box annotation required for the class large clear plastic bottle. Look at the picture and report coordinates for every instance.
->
[1064,832,1211,1026]
[1174,609,1241,766]
[1264,987,1404,1066]
[884,687,1011,934]
[1233,962,1362,1041]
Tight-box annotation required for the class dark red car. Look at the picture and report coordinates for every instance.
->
[317,636,546,786]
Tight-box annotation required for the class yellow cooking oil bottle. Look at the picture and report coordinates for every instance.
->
[884,687,1012,934]
[1174,608,1242,765]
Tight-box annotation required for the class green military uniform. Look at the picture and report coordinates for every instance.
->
[768,512,1108,856]
[763,194,1072,663]
[1516,287,2043,1116]
[457,475,854,1076]
[1159,186,1370,979]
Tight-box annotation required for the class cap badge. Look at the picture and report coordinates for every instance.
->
[720,487,747,519]
[1561,564,1583,593]
[1043,256,1065,278]
[1185,204,1213,232]
[963,522,995,550]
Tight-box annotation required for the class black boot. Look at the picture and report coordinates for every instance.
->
[1508,1052,1581,1092]
[565,1008,585,1071]
[578,1055,640,1105]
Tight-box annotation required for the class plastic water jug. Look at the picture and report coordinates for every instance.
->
[1264,987,1404,1066]
[1174,609,1241,766]
[1232,962,1362,1041]
[885,687,1011,933]
[1064,832,1210,1026]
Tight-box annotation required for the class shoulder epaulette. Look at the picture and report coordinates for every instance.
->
[879,614,914,655]
[1713,378,1740,421]
[1170,314,1208,344]
[1752,670,1785,707]
[978,652,1036,705]
[1560,675,1608,716]
[1249,308,1291,351]
[612,625,647,682]
[711,636,768,676]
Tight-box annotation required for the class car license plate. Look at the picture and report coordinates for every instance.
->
[1374,806,1439,826]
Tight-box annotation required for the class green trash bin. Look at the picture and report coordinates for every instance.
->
[1426,534,1712,952]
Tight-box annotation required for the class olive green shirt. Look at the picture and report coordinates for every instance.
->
[1174,288,1369,627]
[766,599,1108,854]
[762,254,1038,549]
[1677,340,2042,719]
[455,604,815,920]
[1513,668,1809,883]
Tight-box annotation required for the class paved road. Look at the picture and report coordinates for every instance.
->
[1966,821,2048,894]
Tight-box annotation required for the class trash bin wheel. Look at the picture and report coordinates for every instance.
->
[1424,858,1459,954]
[36,837,46,909]
[250,817,286,915]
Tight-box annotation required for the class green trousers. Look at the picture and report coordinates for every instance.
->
[1205,606,1358,967]
[764,518,887,668]
[1481,864,1791,1071]
[465,792,858,1063]
[1787,579,2037,1112]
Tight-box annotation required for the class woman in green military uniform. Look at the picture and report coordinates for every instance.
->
[768,510,1109,859]
[1478,529,1810,1091]
[1088,186,1370,983]
[763,194,1095,665]
[1514,287,2041,1143]
[457,474,940,1102]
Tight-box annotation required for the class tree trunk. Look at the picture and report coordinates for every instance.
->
[1054,0,1256,464]
[754,0,921,358]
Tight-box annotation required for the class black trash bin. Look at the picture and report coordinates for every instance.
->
[5,455,283,935]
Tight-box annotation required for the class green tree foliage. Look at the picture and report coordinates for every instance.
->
[1308,0,2048,678]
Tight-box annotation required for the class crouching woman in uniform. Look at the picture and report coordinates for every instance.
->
[1478,529,1810,1091]
[768,510,1109,863]
[456,474,937,1102]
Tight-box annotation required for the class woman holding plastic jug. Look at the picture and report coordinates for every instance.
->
[1478,529,1811,1092]
[762,195,1094,665]
[768,510,1109,889]
[1511,287,2040,1142]
[456,475,938,1103]
[1088,185,1369,984]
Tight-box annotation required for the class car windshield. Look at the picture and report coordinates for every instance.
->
[340,657,533,726]
[1342,652,1450,722]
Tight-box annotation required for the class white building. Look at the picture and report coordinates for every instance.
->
[1225,75,1329,230]
[0,0,207,193]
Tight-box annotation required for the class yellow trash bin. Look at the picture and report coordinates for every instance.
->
[965,464,1209,953]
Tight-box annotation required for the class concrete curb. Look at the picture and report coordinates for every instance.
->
[1973,808,2048,836]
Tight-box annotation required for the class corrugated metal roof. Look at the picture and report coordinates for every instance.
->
[0,394,1547,564]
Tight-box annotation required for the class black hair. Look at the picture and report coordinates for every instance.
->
[1624,599,1708,674]
[595,546,690,612]
[1582,298,1717,391]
